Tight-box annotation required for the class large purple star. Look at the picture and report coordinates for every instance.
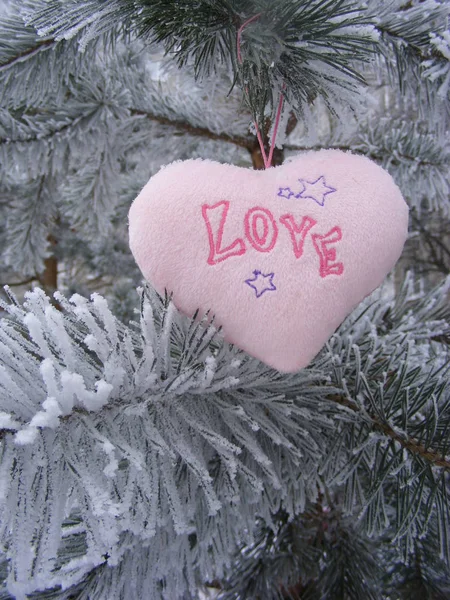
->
[296,176,336,206]
[245,270,276,298]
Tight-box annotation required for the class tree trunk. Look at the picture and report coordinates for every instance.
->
[39,235,58,294]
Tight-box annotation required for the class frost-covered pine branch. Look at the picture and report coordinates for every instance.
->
[0,41,250,283]
[0,285,342,598]
[369,0,450,111]
[0,274,449,598]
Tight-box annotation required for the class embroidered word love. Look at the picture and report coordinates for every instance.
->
[201,200,344,278]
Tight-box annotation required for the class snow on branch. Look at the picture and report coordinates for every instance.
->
[0,285,335,597]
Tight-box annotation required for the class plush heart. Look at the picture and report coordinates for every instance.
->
[129,149,408,372]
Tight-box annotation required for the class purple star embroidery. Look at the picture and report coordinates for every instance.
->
[296,176,336,207]
[245,270,276,298]
[278,187,294,199]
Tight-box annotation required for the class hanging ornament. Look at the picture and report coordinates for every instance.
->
[129,150,408,372]
[128,16,408,373]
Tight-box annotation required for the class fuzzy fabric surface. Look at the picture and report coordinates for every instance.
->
[129,150,409,372]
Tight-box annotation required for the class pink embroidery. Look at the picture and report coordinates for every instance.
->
[312,227,344,277]
[244,207,278,253]
[279,214,317,259]
[201,201,246,265]
[202,201,345,276]
[252,214,269,247]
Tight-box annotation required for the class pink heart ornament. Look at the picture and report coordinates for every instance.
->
[129,150,408,372]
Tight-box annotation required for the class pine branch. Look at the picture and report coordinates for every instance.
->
[0,14,90,107]
[353,118,450,214]
[0,106,251,148]
[0,285,340,596]
[15,0,379,128]
[328,393,450,471]
[408,211,450,276]
[2,1,448,133]
[0,39,55,72]
[129,109,252,149]
[0,277,36,287]
[384,520,450,599]
[1,177,55,276]
[318,275,450,547]
[372,0,450,88]
[3,111,448,178]
[0,116,77,146]
[220,505,383,600]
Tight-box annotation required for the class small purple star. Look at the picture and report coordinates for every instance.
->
[245,270,277,298]
[278,187,294,199]
[296,176,336,206]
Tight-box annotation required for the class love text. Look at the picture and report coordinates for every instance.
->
[201,201,344,278]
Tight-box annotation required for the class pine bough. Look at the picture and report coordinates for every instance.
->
[0,275,449,598]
